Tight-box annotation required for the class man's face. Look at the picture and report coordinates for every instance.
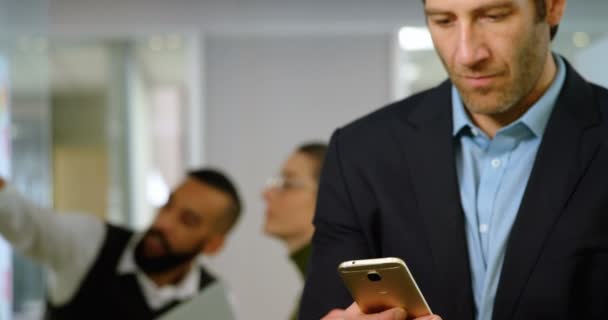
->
[135,178,231,273]
[425,0,552,116]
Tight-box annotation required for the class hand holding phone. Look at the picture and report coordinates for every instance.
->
[338,257,432,319]
[322,303,442,320]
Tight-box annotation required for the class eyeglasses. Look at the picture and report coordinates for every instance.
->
[265,176,315,192]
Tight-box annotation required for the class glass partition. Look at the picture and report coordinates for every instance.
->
[0,1,50,319]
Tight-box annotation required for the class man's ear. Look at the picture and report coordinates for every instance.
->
[545,0,567,28]
[202,234,225,256]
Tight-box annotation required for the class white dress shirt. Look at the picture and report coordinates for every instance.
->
[0,184,203,310]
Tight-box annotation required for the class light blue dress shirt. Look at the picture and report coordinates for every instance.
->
[452,55,567,320]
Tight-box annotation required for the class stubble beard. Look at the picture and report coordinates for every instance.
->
[446,25,550,117]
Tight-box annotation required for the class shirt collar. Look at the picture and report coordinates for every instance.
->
[452,54,567,138]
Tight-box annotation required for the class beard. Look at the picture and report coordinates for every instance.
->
[444,24,550,116]
[134,229,205,274]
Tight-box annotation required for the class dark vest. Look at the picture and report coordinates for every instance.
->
[45,224,216,320]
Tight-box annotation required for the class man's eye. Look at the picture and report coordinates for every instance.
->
[181,212,201,227]
[484,12,509,22]
[432,18,453,27]
[283,181,297,189]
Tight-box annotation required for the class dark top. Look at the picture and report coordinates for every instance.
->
[290,243,312,278]
[45,224,216,320]
[290,243,312,320]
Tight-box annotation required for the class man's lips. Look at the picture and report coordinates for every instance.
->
[145,236,167,255]
[461,74,501,88]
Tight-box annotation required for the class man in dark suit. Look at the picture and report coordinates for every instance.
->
[300,0,608,319]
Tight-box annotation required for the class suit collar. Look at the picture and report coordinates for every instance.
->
[492,61,603,320]
[390,81,475,319]
[405,80,453,128]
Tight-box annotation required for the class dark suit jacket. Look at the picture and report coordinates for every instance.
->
[300,62,608,320]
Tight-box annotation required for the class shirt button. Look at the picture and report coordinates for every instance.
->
[479,224,489,233]
[471,128,479,136]
[491,158,501,168]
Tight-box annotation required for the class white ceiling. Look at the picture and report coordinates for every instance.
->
[8,0,608,93]
[47,40,186,94]
[47,0,608,35]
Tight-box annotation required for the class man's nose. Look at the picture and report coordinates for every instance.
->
[153,210,175,234]
[455,23,490,69]
[262,184,279,202]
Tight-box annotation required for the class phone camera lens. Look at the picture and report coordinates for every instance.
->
[367,271,382,282]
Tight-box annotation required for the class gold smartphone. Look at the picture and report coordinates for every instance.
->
[338,257,432,318]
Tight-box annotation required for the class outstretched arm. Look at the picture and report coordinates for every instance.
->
[0,178,106,305]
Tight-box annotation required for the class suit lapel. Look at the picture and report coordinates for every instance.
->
[390,81,475,319]
[492,64,603,320]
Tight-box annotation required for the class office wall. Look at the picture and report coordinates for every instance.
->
[48,1,424,35]
[51,92,108,219]
[203,33,393,320]
[575,35,608,88]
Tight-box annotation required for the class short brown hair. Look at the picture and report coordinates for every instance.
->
[422,0,559,40]
[296,142,328,182]
[532,0,559,40]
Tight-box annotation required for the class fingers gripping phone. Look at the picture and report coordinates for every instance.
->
[338,257,432,318]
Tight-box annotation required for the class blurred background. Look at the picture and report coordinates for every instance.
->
[0,0,607,319]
